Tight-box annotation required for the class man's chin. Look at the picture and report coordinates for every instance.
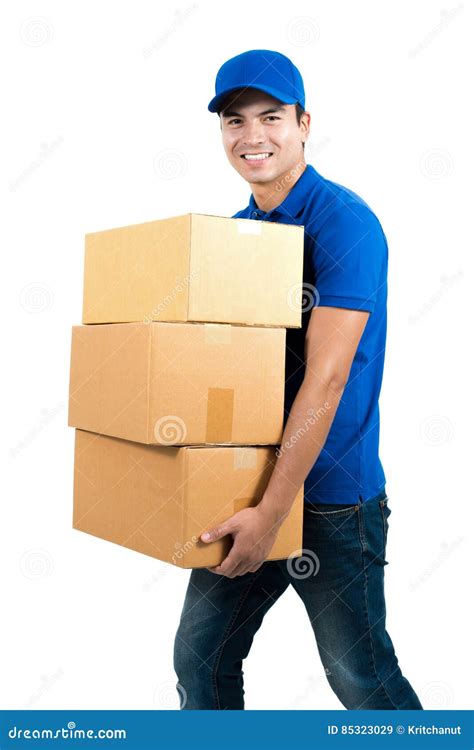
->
[235,161,278,184]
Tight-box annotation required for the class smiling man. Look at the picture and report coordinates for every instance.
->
[173,49,422,711]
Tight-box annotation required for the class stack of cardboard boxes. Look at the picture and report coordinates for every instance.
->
[68,213,305,568]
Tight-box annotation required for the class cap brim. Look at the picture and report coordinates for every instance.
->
[208,84,300,113]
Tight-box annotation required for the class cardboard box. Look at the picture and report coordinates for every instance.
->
[68,321,285,445]
[73,429,303,568]
[82,213,304,328]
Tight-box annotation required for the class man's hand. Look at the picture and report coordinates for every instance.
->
[201,504,283,578]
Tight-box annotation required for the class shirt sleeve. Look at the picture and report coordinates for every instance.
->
[312,202,388,313]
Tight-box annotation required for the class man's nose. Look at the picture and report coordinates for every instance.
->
[241,121,266,146]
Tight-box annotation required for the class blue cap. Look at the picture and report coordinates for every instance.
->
[208,49,305,113]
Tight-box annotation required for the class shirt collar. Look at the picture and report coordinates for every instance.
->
[248,164,320,222]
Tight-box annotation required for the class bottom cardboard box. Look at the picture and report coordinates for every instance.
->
[73,429,303,568]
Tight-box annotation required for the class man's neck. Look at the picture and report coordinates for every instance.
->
[250,160,307,213]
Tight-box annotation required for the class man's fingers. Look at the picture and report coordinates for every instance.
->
[206,566,224,576]
[208,550,244,578]
[207,554,264,578]
[239,562,263,576]
[201,521,233,543]
[206,562,260,577]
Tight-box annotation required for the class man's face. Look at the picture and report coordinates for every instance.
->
[219,89,308,185]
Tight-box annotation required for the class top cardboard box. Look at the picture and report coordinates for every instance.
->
[82,213,304,328]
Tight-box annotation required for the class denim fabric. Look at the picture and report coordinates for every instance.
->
[173,490,423,710]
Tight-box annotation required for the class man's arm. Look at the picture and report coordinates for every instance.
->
[258,304,370,523]
[201,304,370,577]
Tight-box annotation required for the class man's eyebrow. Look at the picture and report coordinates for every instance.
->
[222,105,286,119]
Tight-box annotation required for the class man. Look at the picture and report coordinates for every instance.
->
[173,49,422,710]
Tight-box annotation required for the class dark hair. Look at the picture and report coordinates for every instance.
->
[295,103,306,150]
[295,103,305,125]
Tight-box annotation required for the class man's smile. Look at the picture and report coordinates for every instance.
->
[240,152,273,161]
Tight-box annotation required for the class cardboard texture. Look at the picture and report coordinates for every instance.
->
[73,429,304,568]
[82,213,304,328]
[68,321,285,446]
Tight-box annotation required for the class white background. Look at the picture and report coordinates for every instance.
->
[1,0,471,710]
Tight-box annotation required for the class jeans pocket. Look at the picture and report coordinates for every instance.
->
[305,502,359,518]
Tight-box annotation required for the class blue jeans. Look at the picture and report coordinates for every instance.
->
[173,490,423,710]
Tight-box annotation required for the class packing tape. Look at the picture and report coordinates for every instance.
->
[205,387,234,442]
[237,219,262,236]
[234,496,259,513]
[233,446,258,470]
[204,323,231,345]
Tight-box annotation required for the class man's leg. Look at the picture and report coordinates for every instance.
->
[173,561,290,709]
[290,492,423,709]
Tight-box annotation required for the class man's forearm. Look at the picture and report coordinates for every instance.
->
[259,376,345,523]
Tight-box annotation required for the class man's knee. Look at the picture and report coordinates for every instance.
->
[173,625,215,709]
[323,660,422,710]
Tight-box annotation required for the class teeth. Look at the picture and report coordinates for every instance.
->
[243,153,272,160]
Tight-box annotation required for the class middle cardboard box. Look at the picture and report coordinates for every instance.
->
[68,321,285,446]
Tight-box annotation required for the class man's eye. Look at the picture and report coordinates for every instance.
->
[227,116,279,125]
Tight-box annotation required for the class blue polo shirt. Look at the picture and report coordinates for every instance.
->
[232,164,387,505]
